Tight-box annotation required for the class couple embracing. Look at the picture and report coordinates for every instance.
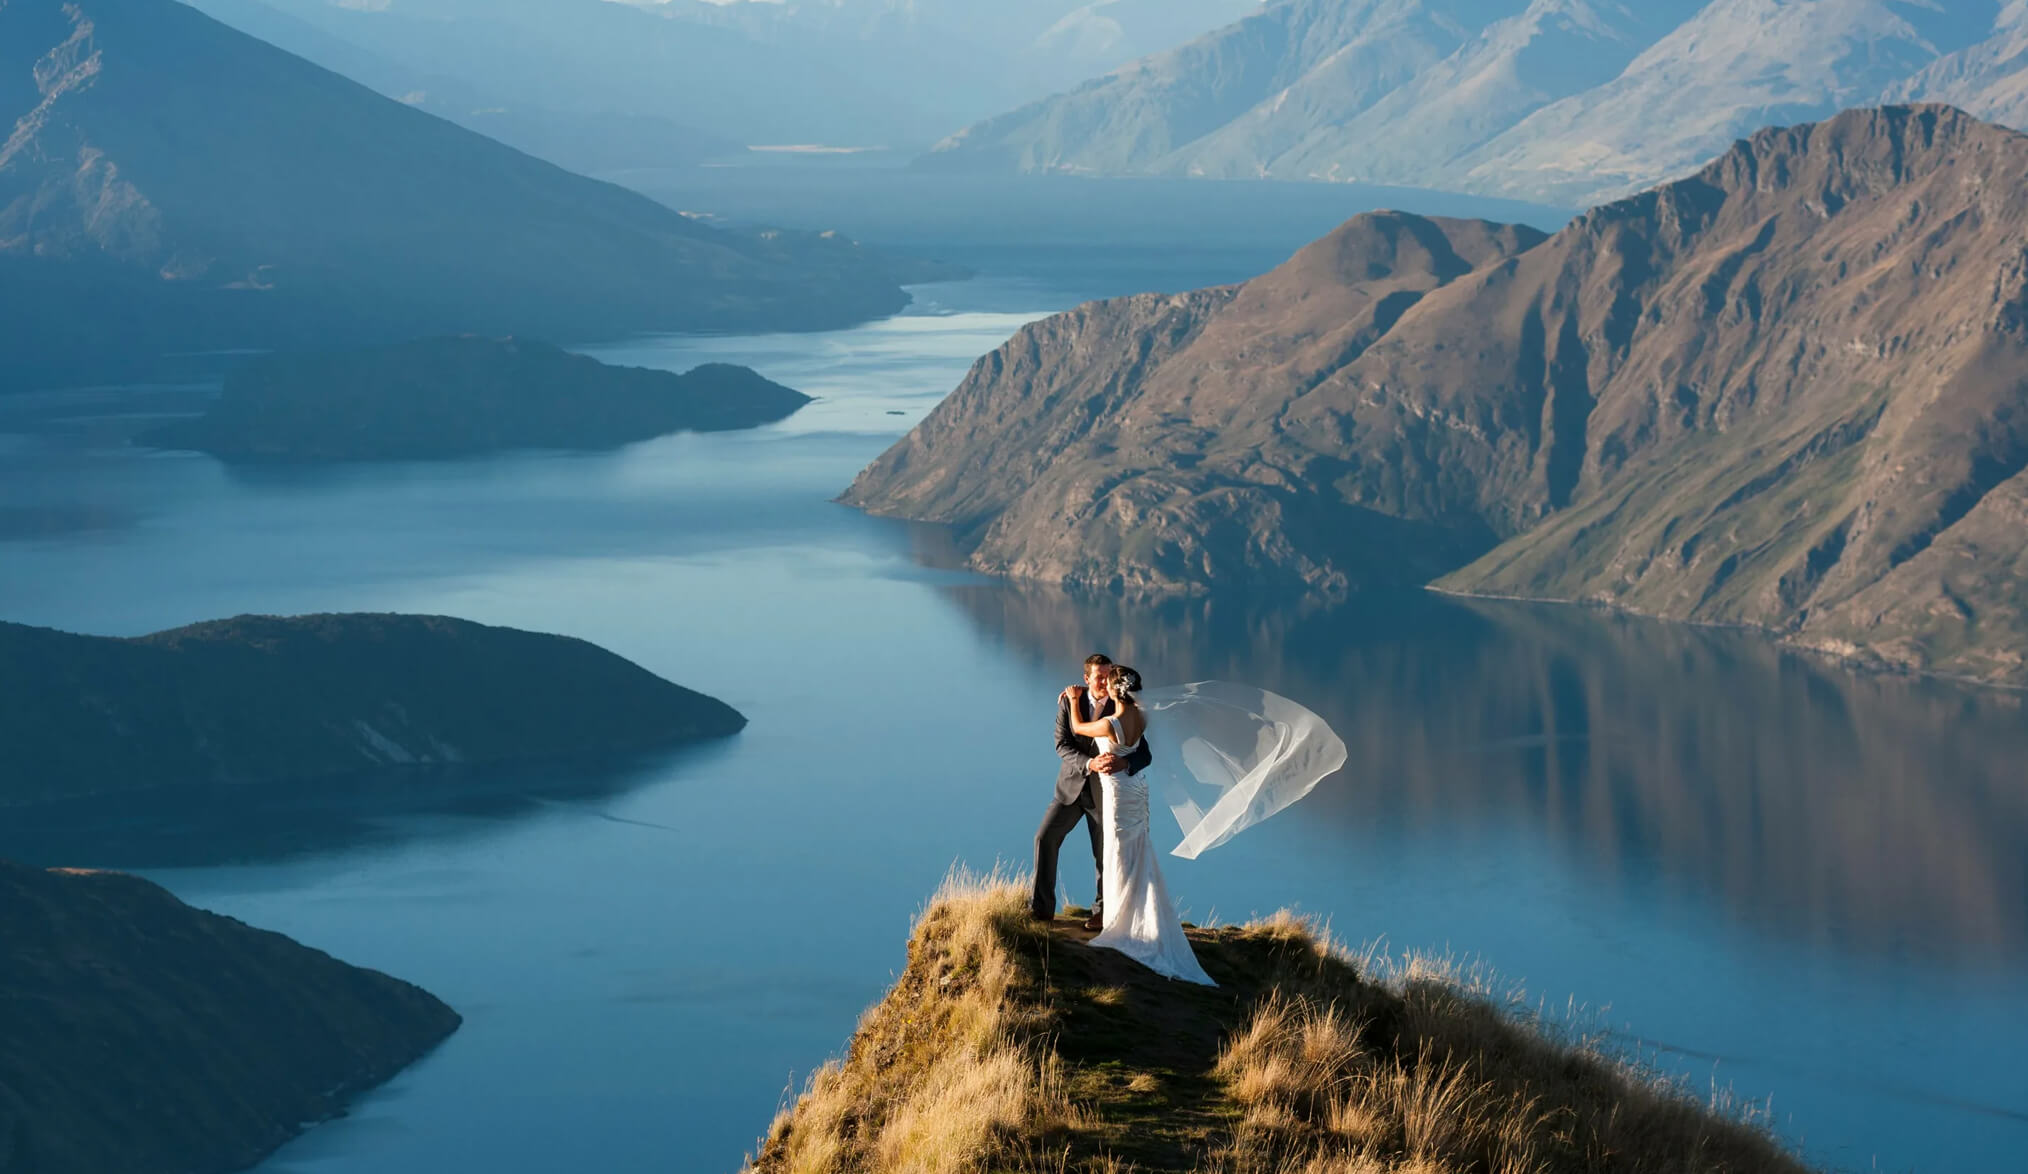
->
[1030,653,1217,986]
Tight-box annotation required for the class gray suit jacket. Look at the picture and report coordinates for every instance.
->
[1054,692,1153,804]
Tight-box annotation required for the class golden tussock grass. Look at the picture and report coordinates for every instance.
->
[744,876,1814,1174]
[746,868,1087,1174]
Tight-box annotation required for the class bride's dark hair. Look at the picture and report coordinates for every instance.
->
[1107,664,1143,703]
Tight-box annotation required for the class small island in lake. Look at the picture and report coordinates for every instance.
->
[0,612,747,805]
[141,336,811,461]
[748,876,1814,1173]
[0,859,459,1174]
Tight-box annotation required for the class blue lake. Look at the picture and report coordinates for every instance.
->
[2,249,2025,1172]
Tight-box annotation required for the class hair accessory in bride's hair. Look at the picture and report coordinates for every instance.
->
[1110,665,1143,698]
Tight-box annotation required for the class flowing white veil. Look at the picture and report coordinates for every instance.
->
[1137,682,1348,859]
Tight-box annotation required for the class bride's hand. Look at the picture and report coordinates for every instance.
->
[1060,685,1084,704]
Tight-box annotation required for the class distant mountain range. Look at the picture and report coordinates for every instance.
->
[186,0,1259,152]
[184,0,744,174]
[848,105,2028,688]
[0,0,922,391]
[924,0,2028,207]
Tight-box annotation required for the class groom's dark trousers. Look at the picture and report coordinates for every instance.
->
[1031,691,1153,919]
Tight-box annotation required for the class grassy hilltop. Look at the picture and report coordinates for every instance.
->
[747,874,1812,1174]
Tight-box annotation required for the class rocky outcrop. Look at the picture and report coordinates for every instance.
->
[851,106,2028,687]
[141,337,809,462]
[843,212,1546,594]
[747,878,1811,1172]
[0,613,746,805]
[1424,105,2028,686]
[0,859,459,1174]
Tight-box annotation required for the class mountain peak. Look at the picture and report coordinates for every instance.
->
[0,0,914,388]
[922,3,2028,206]
[1725,102,2012,187]
[749,877,1810,1173]
[1569,103,2021,248]
[853,105,2028,687]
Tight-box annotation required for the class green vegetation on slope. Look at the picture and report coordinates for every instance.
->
[748,874,1810,1173]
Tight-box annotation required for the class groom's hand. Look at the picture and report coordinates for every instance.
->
[1091,753,1121,773]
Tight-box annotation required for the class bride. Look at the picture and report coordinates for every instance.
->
[1062,665,1218,986]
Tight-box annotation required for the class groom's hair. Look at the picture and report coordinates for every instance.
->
[1083,653,1113,670]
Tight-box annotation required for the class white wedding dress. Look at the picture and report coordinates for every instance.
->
[1091,715,1217,985]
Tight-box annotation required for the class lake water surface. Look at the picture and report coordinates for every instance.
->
[2,242,2025,1172]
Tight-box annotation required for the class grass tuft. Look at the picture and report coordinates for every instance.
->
[745,870,1814,1174]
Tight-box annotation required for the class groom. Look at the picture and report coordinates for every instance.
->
[1031,652,1153,929]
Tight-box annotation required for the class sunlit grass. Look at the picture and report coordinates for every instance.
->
[745,872,1812,1174]
[748,867,1088,1174]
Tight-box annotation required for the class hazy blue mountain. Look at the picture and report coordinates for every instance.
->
[0,0,913,390]
[194,0,1257,149]
[691,0,1265,120]
[921,0,1488,175]
[189,0,909,145]
[1885,1,2028,127]
[1460,0,2005,203]
[1224,1,1706,182]
[183,0,741,173]
[925,0,2025,206]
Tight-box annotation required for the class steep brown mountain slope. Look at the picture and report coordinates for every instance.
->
[845,105,2028,687]
[0,860,459,1173]
[842,211,1547,593]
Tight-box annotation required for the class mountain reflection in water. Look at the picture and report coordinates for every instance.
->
[941,582,2028,964]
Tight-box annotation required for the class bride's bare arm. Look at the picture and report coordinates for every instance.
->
[1059,685,1114,738]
